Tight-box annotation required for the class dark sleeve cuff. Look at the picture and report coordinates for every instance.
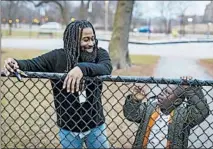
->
[75,63,88,76]
[185,87,205,103]
[127,94,142,104]
[15,59,26,70]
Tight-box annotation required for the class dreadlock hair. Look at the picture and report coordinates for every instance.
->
[63,20,98,72]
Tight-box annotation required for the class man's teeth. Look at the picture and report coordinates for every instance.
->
[86,48,93,52]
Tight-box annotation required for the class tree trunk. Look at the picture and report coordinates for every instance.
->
[167,19,171,34]
[62,10,69,25]
[109,0,134,70]
[8,23,12,36]
[85,0,91,20]
[180,14,185,36]
[79,0,89,20]
[61,1,69,25]
[33,1,70,25]
[163,18,167,34]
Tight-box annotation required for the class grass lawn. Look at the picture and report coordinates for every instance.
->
[2,29,63,38]
[1,48,160,148]
[199,58,213,77]
[113,54,159,76]
[200,59,213,63]
[130,54,159,65]
[1,48,49,68]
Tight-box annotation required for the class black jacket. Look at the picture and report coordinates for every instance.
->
[16,48,112,132]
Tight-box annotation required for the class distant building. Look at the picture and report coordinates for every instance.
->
[203,1,213,23]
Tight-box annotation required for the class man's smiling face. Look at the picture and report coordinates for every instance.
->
[79,27,97,62]
[80,27,95,53]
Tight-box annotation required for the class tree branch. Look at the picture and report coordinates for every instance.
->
[86,0,91,10]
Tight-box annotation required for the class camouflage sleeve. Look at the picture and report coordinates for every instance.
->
[185,87,210,128]
[123,94,147,123]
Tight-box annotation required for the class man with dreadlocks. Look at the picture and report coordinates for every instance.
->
[4,20,112,148]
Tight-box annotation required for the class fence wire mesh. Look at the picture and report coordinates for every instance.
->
[1,72,213,148]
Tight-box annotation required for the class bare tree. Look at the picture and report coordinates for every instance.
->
[27,0,72,25]
[28,0,92,24]
[109,1,135,69]
[87,2,105,24]
[44,3,62,23]
[79,0,91,20]
[155,1,176,34]
[175,1,192,36]
[2,1,20,35]
[131,1,149,29]
[133,1,144,18]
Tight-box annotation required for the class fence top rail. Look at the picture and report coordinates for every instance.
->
[1,71,213,86]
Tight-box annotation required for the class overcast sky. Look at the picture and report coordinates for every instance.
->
[187,1,210,15]
[33,1,211,19]
[72,1,210,18]
[135,1,210,18]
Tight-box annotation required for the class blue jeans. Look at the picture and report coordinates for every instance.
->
[59,123,110,148]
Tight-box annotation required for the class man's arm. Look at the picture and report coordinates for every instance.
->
[76,48,112,76]
[16,49,57,72]
[123,93,148,123]
[185,87,210,128]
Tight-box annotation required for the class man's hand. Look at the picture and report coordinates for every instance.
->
[4,58,19,76]
[63,66,83,93]
[180,76,193,88]
[132,85,147,101]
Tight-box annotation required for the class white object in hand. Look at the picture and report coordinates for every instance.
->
[79,90,87,103]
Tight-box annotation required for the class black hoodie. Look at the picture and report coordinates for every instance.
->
[16,47,112,132]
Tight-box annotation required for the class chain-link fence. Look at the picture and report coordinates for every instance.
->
[1,72,213,148]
